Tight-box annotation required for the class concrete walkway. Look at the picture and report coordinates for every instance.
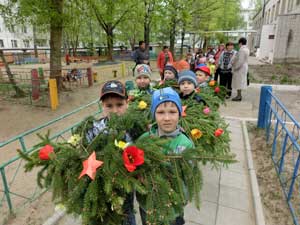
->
[183,118,255,225]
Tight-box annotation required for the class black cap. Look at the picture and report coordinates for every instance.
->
[100,80,126,100]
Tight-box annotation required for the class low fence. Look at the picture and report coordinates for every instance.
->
[0,62,129,107]
[257,86,300,225]
[0,99,102,225]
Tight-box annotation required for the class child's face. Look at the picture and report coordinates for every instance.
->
[164,70,175,80]
[179,80,195,96]
[101,96,128,118]
[196,71,208,84]
[136,75,151,89]
[155,102,179,133]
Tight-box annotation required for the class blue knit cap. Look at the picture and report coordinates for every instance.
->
[178,70,198,87]
[150,87,182,119]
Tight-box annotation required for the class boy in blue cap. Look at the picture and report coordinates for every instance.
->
[138,87,194,225]
[178,70,206,105]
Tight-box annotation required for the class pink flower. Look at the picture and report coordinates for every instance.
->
[203,107,210,115]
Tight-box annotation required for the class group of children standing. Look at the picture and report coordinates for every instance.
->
[86,58,221,224]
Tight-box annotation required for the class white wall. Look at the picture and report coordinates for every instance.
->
[259,24,276,60]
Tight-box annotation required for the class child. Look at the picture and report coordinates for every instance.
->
[195,66,211,88]
[130,64,154,96]
[178,70,206,105]
[162,64,178,81]
[84,80,136,225]
[207,58,216,77]
[138,87,194,225]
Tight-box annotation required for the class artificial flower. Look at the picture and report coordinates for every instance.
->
[138,101,148,110]
[114,139,129,150]
[182,105,187,117]
[214,87,220,93]
[203,107,210,115]
[39,144,55,160]
[68,134,81,145]
[209,80,216,86]
[190,129,203,139]
[123,146,144,172]
[214,128,224,137]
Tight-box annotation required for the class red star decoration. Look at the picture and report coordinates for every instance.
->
[182,105,187,117]
[78,151,103,180]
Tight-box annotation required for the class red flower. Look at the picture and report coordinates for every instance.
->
[214,128,224,137]
[123,146,144,172]
[182,105,187,117]
[214,86,220,93]
[39,144,54,160]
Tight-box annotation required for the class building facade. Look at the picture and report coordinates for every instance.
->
[252,0,300,63]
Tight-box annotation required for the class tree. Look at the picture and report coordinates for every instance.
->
[0,50,25,97]
[89,0,134,61]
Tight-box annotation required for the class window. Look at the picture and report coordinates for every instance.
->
[281,0,287,14]
[22,26,27,33]
[275,1,280,19]
[23,40,30,48]
[8,25,15,33]
[0,39,4,47]
[271,5,275,22]
[11,40,18,48]
[36,39,47,47]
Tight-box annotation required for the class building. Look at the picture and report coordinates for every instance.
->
[252,0,300,63]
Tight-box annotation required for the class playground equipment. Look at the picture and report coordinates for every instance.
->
[258,86,300,225]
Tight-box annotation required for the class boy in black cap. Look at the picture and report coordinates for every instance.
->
[86,80,129,142]
[85,80,136,225]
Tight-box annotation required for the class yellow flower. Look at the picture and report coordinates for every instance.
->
[138,101,148,110]
[68,134,81,145]
[209,80,216,87]
[114,139,129,149]
[190,129,203,140]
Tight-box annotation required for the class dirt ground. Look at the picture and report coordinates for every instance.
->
[249,63,300,85]
[0,58,299,225]
[247,123,295,225]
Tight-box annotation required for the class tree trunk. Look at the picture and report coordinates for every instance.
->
[0,50,25,97]
[180,27,185,58]
[106,25,113,61]
[50,0,64,90]
[33,24,38,58]
[169,16,176,57]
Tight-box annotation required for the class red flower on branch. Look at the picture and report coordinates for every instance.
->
[182,105,187,117]
[214,86,220,93]
[214,128,224,137]
[39,144,55,160]
[123,146,144,172]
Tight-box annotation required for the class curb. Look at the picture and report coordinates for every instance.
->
[42,208,66,225]
[242,120,266,225]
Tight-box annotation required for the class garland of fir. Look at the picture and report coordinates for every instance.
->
[18,81,234,225]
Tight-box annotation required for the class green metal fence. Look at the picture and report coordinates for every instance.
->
[0,81,49,107]
[0,99,102,225]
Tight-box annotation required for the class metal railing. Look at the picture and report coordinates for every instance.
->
[0,99,102,225]
[257,86,300,225]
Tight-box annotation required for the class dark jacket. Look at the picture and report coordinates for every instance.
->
[134,48,149,65]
